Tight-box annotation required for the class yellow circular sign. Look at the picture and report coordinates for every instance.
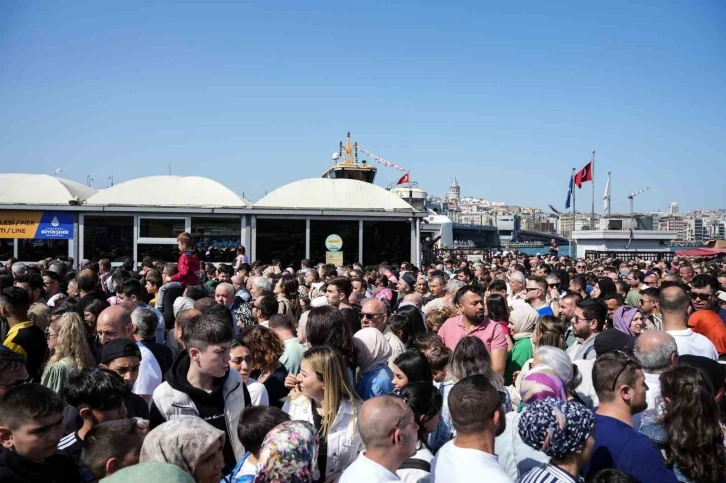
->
[325,234,343,252]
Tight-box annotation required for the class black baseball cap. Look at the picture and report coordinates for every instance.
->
[594,329,635,356]
[100,338,142,365]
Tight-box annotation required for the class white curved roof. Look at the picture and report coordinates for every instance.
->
[0,173,98,205]
[254,178,414,211]
[86,176,251,208]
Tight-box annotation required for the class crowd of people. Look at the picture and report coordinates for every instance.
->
[1,230,726,483]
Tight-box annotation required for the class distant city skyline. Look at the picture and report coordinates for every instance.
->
[1,1,724,213]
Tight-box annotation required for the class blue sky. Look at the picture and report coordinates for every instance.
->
[1,1,724,213]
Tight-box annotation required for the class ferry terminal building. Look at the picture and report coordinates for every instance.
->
[0,174,425,268]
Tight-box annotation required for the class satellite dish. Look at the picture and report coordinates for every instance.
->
[332,152,340,161]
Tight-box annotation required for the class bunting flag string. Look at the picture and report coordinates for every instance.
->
[357,146,409,173]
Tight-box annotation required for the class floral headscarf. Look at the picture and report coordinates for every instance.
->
[518,397,594,459]
[254,421,318,483]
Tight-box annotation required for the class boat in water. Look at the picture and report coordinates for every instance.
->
[322,132,377,183]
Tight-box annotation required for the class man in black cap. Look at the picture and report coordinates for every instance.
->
[99,339,151,421]
[594,329,636,357]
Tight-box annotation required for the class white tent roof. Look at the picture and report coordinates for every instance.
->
[0,173,98,205]
[86,176,251,208]
[254,178,414,211]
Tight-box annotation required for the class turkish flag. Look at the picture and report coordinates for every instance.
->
[574,162,593,188]
[397,172,410,185]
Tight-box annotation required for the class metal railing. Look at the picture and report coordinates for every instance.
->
[584,250,674,262]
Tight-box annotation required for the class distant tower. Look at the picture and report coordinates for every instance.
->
[669,201,680,215]
[448,177,460,201]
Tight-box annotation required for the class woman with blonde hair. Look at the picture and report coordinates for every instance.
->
[283,346,362,482]
[41,311,96,394]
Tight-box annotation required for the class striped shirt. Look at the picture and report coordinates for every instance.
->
[58,431,83,464]
[519,464,582,483]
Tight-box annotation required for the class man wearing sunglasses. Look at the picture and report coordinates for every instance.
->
[585,351,677,483]
[567,299,606,361]
[339,395,418,483]
[689,274,726,324]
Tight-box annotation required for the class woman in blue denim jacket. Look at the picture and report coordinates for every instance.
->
[352,328,394,400]
[639,366,726,483]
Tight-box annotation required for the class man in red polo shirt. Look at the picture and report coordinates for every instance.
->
[437,286,507,376]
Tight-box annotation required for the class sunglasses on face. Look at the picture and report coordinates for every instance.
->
[548,283,559,288]
[359,312,385,320]
[690,292,713,301]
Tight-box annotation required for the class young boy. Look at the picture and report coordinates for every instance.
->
[58,367,129,465]
[1,287,48,381]
[0,384,79,482]
[149,314,249,475]
[230,406,289,482]
[427,347,452,384]
[156,232,199,313]
[81,419,145,481]
[144,269,162,308]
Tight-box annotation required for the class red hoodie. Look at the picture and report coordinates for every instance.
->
[170,250,200,287]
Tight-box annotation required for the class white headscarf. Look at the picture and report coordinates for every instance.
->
[509,305,539,341]
[353,327,392,374]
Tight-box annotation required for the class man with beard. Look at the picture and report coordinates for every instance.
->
[431,375,510,482]
[438,287,507,376]
[584,352,678,483]
[567,298,605,361]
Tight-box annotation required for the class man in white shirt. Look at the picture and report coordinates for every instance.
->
[431,374,513,482]
[339,395,418,483]
[96,306,162,403]
[661,285,718,360]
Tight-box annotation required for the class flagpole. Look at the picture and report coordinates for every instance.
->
[571,167,576,257]
[591,150,595,230]
[607,171,611,215]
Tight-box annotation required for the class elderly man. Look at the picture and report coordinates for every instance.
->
[507,271,527,310]
[231,274,251,304]
[360,298,405,367]
[96,306,162,402]
[339,395,418,483]
[634,331,678,415]
[132,307,173,377]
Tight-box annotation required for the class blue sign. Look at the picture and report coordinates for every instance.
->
[36,212,74,239]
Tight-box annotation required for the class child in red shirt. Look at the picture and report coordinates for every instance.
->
[156,232,200,312]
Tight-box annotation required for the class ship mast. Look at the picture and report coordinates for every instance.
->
[342,131,357,165]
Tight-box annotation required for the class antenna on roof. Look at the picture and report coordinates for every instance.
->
[54,168,62,177]
[168,165,172,175]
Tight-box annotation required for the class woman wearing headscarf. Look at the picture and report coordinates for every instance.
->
[518,398,596,483]
[140,418,226,483]
[504,305,539,385]
[612,306,646,337]
[102,462,195,483]
[254,421,318,483]
[590,278,617,299]
[496,365,568,480]
[352,327,395,400]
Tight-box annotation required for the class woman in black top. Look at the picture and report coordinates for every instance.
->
[240,326,289,408]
